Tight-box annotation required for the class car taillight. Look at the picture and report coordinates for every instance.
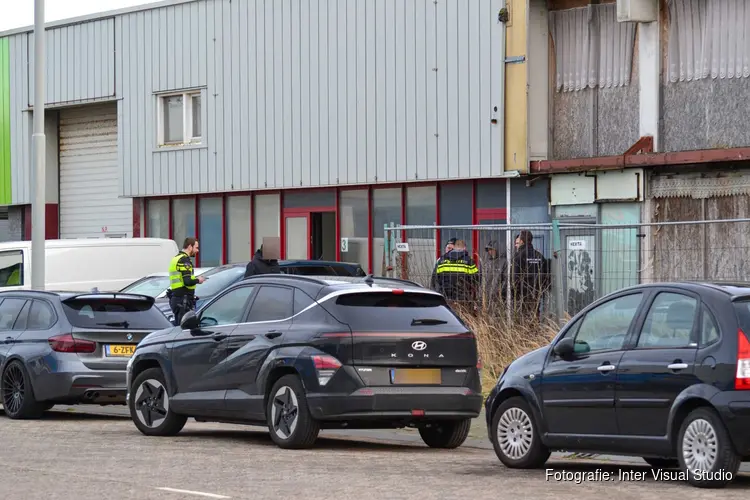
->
[48,334,96,354]
[736,329,750,390]
[313,355,342,386]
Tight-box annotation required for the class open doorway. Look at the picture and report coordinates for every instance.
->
[311,212,336,260]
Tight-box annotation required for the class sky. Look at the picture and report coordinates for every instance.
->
[0,0,162,32]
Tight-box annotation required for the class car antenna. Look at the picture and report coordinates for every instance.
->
[364,274,375,287]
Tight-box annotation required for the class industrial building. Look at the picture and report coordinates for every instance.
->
[0,0,554,274]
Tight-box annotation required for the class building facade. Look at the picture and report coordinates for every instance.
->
[0,0,554,274]
[527,0,750,309]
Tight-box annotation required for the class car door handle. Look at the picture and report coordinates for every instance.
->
[212,334,228,342]
[4,336,13,344]
[597,364,616,372]
[265,331,282,339]
[668,363,688,370]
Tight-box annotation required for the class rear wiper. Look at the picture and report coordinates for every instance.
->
[411,318,448,326]
[97,321,130,328]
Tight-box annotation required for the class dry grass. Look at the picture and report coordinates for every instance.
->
[451,302,565,394]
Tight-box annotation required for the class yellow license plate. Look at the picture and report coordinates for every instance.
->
[105,344,136,357]
[391,368,442,385]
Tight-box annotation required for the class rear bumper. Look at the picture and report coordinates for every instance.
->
[710,390,750,456]
[307,386,483,422]
[29,355,128,405]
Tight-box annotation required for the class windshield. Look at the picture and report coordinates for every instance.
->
[62,297,173,330]
[121,276,170,297]
[194,266,246,297]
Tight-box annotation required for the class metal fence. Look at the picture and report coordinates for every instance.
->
[381,218,750,322]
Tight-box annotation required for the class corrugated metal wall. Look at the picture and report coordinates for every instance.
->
[28,18,116,106]
[117,0,505,196]
[8,34,29,204]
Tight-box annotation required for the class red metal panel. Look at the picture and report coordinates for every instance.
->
[132,199,141,238]
[334,189,341,262]
[279,192,285,260]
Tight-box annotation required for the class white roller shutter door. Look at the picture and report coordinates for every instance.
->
[59,103,132,238]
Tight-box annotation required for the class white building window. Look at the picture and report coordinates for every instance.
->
[158,91,202,146]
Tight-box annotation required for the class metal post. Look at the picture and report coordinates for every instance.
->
[31,0,47,290]
[505,179,512,324]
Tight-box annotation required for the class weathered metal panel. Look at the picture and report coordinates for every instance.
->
[9,34,29,205]
[115,0,505,197]
[28,18,116,106]
[550,173,596,206]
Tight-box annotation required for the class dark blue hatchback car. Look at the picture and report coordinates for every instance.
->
[484,282,750,489]
[155,260,365,322]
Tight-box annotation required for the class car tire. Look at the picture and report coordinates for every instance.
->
[676,407,740,488]
[491,396,550,469]
[418,419,471,449]
[643,457,679,469]
[266,374,320,449]
[1,360,45,419]
[129,367,187,437]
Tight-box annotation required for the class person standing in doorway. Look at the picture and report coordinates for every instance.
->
[167,237,205,325]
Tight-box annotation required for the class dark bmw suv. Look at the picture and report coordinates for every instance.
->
[127,275,482,449]
[485,282,750,488]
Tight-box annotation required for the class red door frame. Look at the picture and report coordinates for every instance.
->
[280,204,338,260]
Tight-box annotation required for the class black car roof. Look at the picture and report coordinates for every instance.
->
[237,274,431,298]
[597,281,750,301]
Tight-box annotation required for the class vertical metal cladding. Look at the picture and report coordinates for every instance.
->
[0,37,10,205]
[117,0,506,197]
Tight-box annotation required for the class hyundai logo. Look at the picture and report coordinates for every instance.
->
[411,341,427,351]
[126,333,133,341]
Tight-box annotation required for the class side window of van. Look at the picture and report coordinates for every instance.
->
[0,251,24,288]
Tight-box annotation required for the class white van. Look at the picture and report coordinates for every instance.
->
[0,238,179,292]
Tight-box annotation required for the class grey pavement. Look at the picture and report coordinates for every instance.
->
[1,405,749,499]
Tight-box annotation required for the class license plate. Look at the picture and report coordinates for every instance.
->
[105,344,136,357]
[390,368,442,385]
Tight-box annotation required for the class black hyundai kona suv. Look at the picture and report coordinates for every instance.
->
[126,274,482,449]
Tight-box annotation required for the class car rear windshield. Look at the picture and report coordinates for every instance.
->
[733,302,750,340]
[62,298,173,330]
[333,291,464,329]
[193,266,246,297]
[121,276,170,297]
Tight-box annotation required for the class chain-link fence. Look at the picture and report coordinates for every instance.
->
[381,218,750,323]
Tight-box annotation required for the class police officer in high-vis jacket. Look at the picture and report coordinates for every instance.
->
[167,237,205,325]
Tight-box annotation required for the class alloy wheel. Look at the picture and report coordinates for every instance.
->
[497,407,534,460]
[271,386,299,440]
[682,418,718,472]
[134,379,169,428]
[1,364,25,415]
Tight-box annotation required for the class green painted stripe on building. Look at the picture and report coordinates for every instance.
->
[0,38,11,205]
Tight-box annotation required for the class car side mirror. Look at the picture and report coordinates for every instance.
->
[553,337,576,358]
[180,310,200,330]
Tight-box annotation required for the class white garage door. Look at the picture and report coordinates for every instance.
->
[59,103,132,239]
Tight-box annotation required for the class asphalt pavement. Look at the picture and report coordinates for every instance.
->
[2,405,750,499]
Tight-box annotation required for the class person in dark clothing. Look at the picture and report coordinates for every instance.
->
[430,238,457,291]
[431,239,479,302]
[502,230,550,315]
[244,245,281,278]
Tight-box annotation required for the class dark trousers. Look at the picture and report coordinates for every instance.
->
[169,294,196,326]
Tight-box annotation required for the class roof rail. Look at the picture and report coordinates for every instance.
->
[240,274,330,286]
[362,276,424,288]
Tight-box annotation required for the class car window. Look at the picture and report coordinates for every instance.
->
[0,251,24,288]
[0,298,28,330]
[61,297,173,330]
[27,300,56,330]
[13,301,31,330]
[199,286,256,327]
[194,266,246,297]
[574,293,643,353]
[293,289,315,315]
[700,305,720,346]
[637,292,697,348]
[121,276,170,297]
[247,286,294,322]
